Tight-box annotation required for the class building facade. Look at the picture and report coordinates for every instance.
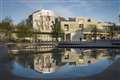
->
[34,53,56,73]
[30,9,55,41]
[61,17,112,41]
[29,10,115,41]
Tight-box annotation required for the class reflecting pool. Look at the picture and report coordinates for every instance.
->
[10,48,120,78]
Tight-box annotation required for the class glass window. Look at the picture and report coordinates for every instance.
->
[88,19,91,22]
[79,24,84,28]
[64,24,69,31]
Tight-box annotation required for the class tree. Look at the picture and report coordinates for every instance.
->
[16,19,33,39]
[0,17,14,41]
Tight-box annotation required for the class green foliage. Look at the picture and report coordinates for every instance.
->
[16,19,33,38]
[0,17,14,41]
[0,17,14,31]
[0,17,34,41]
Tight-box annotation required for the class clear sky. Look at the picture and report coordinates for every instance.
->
[0,0,120,24]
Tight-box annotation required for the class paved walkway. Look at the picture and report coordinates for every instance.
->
[0,44,120,80]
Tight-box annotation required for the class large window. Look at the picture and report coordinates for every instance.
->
[88,19,91,22]
[79,24,84,28]
[64,24,69,31]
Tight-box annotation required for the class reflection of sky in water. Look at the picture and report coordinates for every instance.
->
[11,59,112,78]
[10,48,119,79]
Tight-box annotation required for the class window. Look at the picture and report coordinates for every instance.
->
[79,24,84,28]
[88,19,91,22]
[64,24,69,31]
[47,16,50,21]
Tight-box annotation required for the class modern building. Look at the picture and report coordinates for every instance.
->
[28,10,116,41]
[61,17,95,41]
[29,9,55,41]
[62,49,112,65]
[61,17,113,41]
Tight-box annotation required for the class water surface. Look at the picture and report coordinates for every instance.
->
[10,48,120,78]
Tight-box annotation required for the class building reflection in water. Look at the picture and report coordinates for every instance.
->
[62,49,112,65]
[34,53,56,73]
[14,48,119,73]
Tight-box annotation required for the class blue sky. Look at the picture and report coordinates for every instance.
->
[0,0,120,24]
